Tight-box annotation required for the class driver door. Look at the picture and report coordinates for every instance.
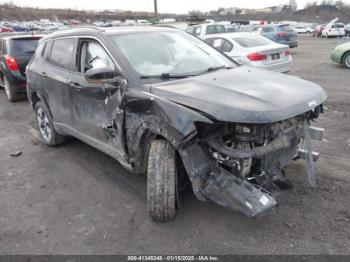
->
[68,39,125,155]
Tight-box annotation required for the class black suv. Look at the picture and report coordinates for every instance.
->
[0,35,41,101]
[27,27,327,222]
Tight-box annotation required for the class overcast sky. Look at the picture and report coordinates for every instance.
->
[5,0,350,13]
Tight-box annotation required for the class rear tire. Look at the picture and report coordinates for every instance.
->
[342,52,350,69]
[147,139,177,222]
[35,101,66,146]
[3,77,19,102]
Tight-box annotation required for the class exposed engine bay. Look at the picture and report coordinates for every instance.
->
[180,112,325,218]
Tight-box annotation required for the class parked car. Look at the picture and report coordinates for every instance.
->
[294,26,314,34]
[313,24,325,37]
[331,42,350,69]
[345,24,350,37]
[204,33,292,73]
[0,35,42,101]
[11,25,29,32]
[256,24,298,48]
[27,27,327,222]
[185,23,227,39]
[322,23,345,38]
[0,27,13,33]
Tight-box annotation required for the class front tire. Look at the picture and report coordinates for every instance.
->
[35,101,66,146]
[342,52,350,69]
[147,139,177,222]
[3,77,19,102]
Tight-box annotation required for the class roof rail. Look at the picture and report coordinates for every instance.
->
[54,25,105,32]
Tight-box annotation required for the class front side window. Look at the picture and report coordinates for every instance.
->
[110,31,235,77]
[206,38,233,53]
[48,38,76,71]
[79,41,114,73]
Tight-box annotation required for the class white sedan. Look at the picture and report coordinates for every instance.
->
[204,33,293,73]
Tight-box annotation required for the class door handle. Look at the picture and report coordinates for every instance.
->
[40,72,47,78]
[68,81,82,91]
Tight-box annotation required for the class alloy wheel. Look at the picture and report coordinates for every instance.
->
[4,78,11,100]
[345,55,350,68]
[36,108,52,142]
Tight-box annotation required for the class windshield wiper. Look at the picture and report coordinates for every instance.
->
[206,65,233,72]
[140,66,233,79]
[140,72,198,79]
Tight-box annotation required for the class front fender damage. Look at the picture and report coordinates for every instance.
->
[124,89,325,218]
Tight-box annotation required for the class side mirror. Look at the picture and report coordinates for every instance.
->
[85,66,116,82]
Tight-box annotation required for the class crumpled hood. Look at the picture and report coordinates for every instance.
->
[150,66,327,123]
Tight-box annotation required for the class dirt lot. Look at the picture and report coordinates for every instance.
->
[0,35,349,255]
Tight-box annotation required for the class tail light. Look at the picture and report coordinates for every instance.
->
[277,32,288,37]
[247,52,267,61]
[285,49,291,56]
[5,55,19,71]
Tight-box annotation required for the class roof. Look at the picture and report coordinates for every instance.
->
[41,26,180,41]
[0,34,43,40]
[186,23,226,28]
[203,32,261,39]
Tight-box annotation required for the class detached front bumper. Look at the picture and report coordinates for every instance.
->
[179,120,325,219]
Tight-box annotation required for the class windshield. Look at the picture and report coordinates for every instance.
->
[332,24,344,28]
[10,38,40,56]
[110,31,235,77]
[278,25,294,32]
[233,36,272,48]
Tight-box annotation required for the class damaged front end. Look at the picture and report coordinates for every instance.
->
[178,113,325,218]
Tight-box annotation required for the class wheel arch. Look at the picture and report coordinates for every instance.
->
[123,90,213,175]
[341,51,350,65]
[30,91,54,120]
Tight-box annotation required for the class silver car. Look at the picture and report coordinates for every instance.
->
[204,33,293,73]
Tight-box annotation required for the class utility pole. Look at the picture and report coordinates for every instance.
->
[154,0,158,20]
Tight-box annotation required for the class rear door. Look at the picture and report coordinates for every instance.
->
[44,37,77,125]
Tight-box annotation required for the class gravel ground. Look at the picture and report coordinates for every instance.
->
[0,35,349,255]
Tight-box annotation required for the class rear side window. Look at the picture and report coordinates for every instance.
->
[49,38,76,71]
[206,25,226,35]
[10,38,40,57]
[194,26,202,36]
[233,36,271,48]
[185,27,195,35]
